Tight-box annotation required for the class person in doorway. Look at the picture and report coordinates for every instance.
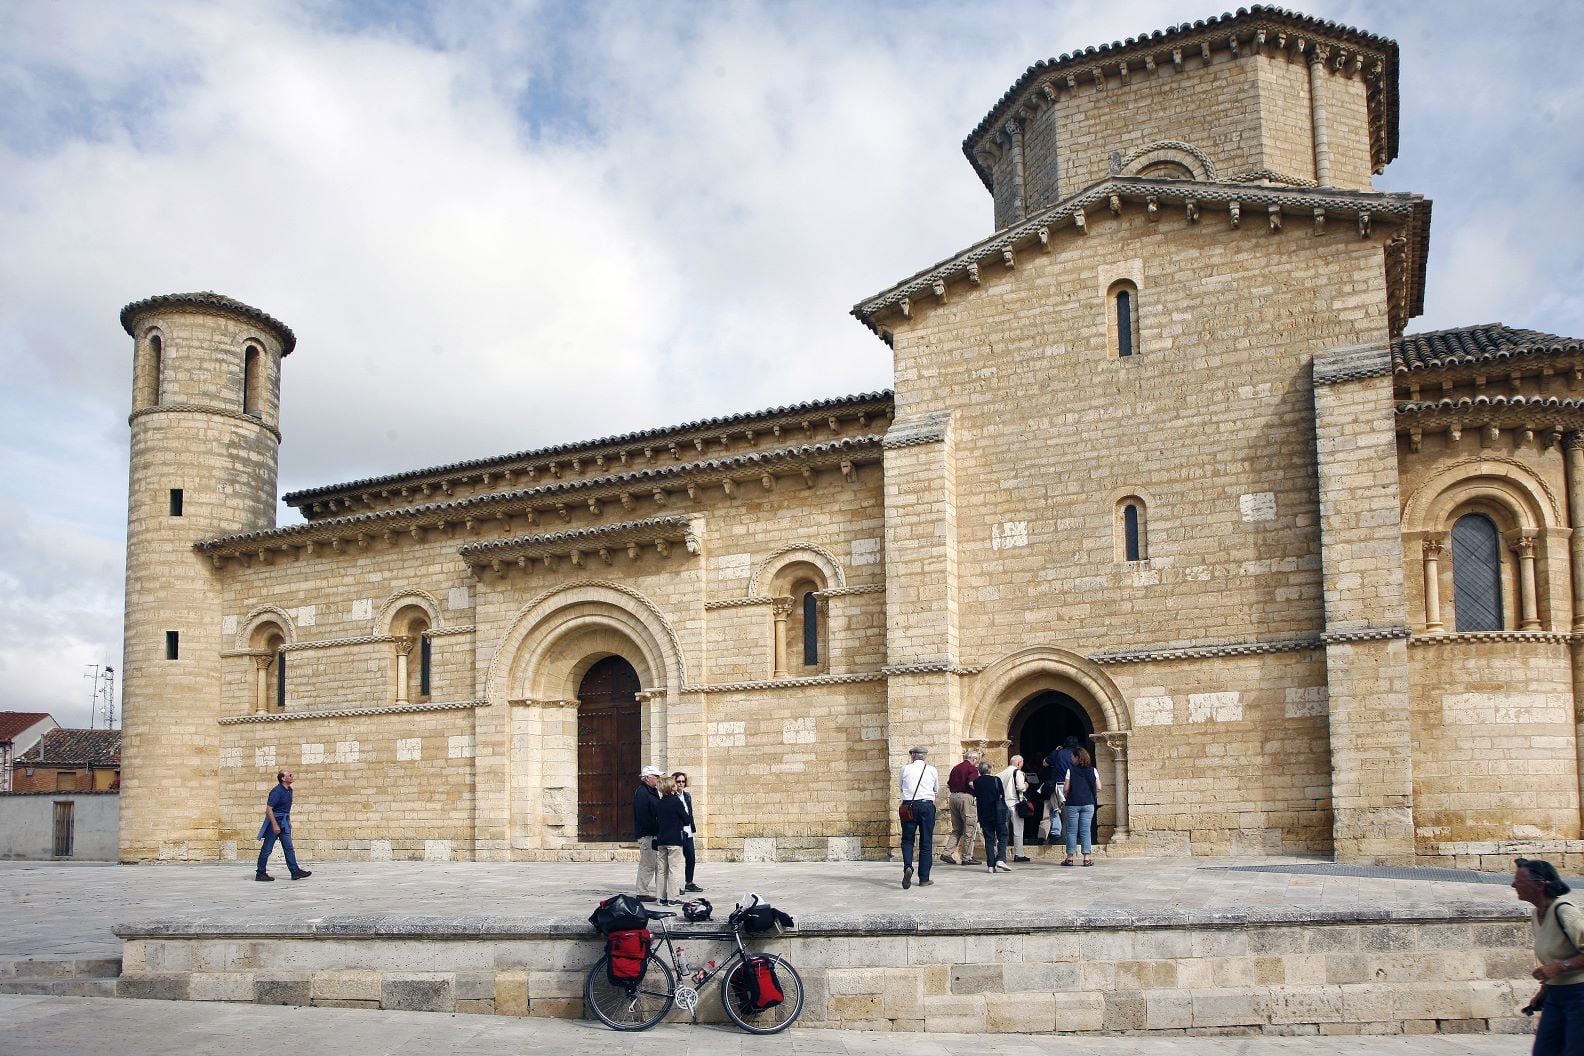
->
[974,761,1010,872]
[255,771,310,881]
[998,754,1031,863]
[672,770,703,893]
[897,747,939,889]
[1515,857,1584,1055]
[1061,747,1101,867]
[632,765,663,901]
[941,749,981,866]
[653,774,694,905]
[1046,736,1077,792]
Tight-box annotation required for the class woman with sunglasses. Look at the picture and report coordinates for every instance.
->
[672,771,704,893]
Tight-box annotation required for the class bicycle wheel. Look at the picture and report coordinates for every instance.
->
[721,953,804,1034]
[586,952,676,1031]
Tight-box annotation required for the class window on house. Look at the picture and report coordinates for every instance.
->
[802,591,819,666]
[243,345,263,418]
[166,630,180,660]
[1116,497,1148,562]
[169,488,183,516]
[55,771,78,792]
[1108,280,1141,359]
[1452,513,1503,632]
[136,333,164,409]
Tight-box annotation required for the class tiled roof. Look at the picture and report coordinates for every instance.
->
[120,292,297,355]
[964,6,1401,190]
[283,390,894,508]
[16,729,121,767]
[1391,324,1584,373]
[0,712,54,742]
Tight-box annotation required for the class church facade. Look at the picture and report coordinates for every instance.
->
[118,7,1584,867]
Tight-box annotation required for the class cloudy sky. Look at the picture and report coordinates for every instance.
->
[2,0,1580,729]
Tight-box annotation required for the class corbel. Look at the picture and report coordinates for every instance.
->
[856,414,867,428]
[966,262,980,285]
[1144,55,1157,75]
[644,446,655,461]
[361,493,374,507]
[802,466,815,488]
[548,462,560,479]
[761,473,774,491]
[897,298,911,319]
[517,555,528,571]
[1002,248,1015,270]
[686,482,698,501]
[1066,72,1078,91]
[410,527,422,542]
[1146,197,1159,222]
[1255,29,1267,51]
[1109,194,1122,215]
[656,539,671,558]
[599,547,612,565]
[596,454,606,469]
[211,553,225,570]
[684,531,700,556]
[505,468,517,483]
[583,497,602,517]
[491,558,503,578]
[840,459,857,484]
[669,442,680,459]
[570,550,583,568]
[1409,428,1422,453]
[718,434,731,450]
[1357,212,1371,238]
[356,532,368,549]
[556,503,570,522]
[694,438,706,453]
[1228,34,1239,59]
[305,541,316,556]
[722,478,736,499]
[440,482,451,496]
[620,492,635,512]
[1171,47,1182,71]
[627,543,640,561]
[481,473,492,486]
[1200,41,1211,64]
[543,555,555,571]
[618,451,629,465]
[256,549,270,565]
[828,416,840,432]
[1332,51,1347,73]
[381,530,393,546]
[1313,208,1326,236]
[1092,68,1105,91]
[1291,37,1307,60]
[772,424,782,438]
[1073,209,1086,233]
[652,489,668,506]
[332,539,343,553]
[1229,200,1240,228]
[523,509,537,526]
[1448,421,1462,443]
[1482,424,1500,448]
[1116,60,1128,85]
[571,458,582,473]
[932,279,947,302]
[1037,225,1050,249]
[1546,429,1563,451]
[745,429,756,444]
[498,513,513,533]
[802,419,813,434]
[1267,204,1282,233]
[1520,428,1535,448]
[1185,199,1200,223]
[1041,81,1058,103]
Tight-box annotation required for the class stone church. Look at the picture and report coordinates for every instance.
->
[119,7,1583,867]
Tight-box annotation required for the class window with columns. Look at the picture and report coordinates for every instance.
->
[1420,505,1546,634]
[249,623,287,713]
[389,605,432,705]
[767,560,829,677]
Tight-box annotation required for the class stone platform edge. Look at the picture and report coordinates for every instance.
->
[114,901,1527,940]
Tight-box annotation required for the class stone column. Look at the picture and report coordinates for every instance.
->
[1517,535,1541,630]
[393,637,414,706]
[1003,119,1026,222]
[770,599,792,678]
[636,689,665,770]
[1421,536,1445,632]
[253,655,272,714]
[1308,46,1332,186]
[1093,732,1131,842]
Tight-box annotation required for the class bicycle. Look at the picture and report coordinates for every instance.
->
[585,894,805,1033]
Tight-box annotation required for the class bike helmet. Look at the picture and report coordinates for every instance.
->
[682,897,713,922]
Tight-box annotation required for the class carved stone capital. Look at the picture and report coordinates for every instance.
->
[393,636,415,656]
[1564,431,1584,454]
[1421,536,1445,557]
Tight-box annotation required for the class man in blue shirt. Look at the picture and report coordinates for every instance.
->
[256,770,311,881]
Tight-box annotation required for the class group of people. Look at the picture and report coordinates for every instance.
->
[897,740,1101,888]
[632,766,704,904]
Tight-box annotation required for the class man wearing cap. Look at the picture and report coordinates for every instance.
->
[897,747,940,890]
[633,765,663,902]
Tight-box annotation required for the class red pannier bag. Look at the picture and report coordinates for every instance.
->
[731,954,784,1010]
[605,928,651,986]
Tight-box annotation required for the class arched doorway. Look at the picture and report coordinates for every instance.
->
[1010,690,1094,780]
[577,656,641,841]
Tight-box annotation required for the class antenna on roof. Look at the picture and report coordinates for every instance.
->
[84,664,117,730]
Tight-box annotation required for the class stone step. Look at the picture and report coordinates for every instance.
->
[0,957,121,980]
[0,977,119,997]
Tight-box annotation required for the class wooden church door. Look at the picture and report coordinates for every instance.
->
[576,656,642,842]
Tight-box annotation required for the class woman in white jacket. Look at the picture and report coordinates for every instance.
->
[997,755,1030,864]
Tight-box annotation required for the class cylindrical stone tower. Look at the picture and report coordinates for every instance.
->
[119,292,294,861]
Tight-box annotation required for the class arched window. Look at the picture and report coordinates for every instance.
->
[249,623,287,713]
[1116,497,1148,563]
[242,345,264,418]
[1451,513,1503,632]
[1107,280,1141,359]
[390,605,432,704]
[135,332,163,409]
[802,590,819,666]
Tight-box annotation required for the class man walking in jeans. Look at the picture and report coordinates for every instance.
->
[255,771,310,881]
[897,747,940,890]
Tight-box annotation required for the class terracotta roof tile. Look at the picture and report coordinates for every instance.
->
[1391,324,1584,373]
[0,712,54,742]
[120,292,296,355]
[16,729,121,767]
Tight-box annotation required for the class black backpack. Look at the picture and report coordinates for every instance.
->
[589,894,649,934]
[734,902,795,933]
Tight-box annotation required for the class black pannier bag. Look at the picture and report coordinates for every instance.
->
[605,927,652,986]
[589,893,648,934]
[736,903,795,933]
[731,954,785,1010]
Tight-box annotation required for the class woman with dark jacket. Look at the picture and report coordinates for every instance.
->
[973,761,1010,873]
[653,774,694,904]
[673,771,703,893]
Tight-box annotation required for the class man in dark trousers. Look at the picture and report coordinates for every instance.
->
[632,765,662,902]
[255,770,311,881]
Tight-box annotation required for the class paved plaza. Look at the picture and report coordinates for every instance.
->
[0,993,1527,1056]
[0,856,1521,963]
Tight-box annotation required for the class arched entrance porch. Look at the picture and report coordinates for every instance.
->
[967,648,1133,847]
